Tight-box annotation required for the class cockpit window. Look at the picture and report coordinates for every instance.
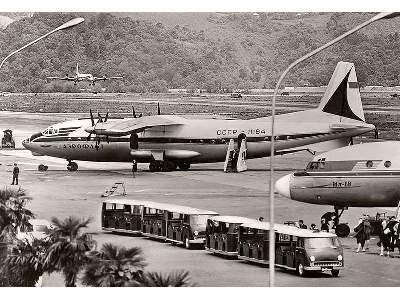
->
[306,159,326,170]
[42,127,59,136]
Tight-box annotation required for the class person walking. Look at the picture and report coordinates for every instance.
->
[354,217,367,253]
[11,163,19,185]
[378,218,390,256]
[363,217,372,251]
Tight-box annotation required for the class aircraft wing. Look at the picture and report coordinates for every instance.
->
[94,115,184,136]
[330,123,375,130]
[46,76,75,81]
[93,76,123,82]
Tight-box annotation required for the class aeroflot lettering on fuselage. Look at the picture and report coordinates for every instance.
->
[216,128,267,136]
[63,143,104,150]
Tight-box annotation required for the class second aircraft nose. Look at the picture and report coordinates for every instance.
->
[275,174,292,198]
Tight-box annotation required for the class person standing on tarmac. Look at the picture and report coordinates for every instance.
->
[354,217,371,253]
[11,163,19,185]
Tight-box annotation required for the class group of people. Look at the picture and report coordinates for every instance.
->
[376,216,400,256]
[353,214,400,256]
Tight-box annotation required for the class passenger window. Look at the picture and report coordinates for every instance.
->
[115,204,124,210]
[384,161,391,168]
[366,160,373,168]
[105,203,114,210]
[184,214,190,223]
[132,205,141,214]
[297,238,304,247]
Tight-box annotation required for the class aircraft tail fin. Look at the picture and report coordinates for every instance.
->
[318,61,365,122]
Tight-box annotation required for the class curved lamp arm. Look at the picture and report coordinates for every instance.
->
[0,17,84,70]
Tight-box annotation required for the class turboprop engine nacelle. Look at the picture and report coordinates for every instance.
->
[130,149,200,161]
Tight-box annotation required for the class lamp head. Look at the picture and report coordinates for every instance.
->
[57,17,85,30]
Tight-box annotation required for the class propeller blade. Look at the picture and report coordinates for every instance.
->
[98,112,103,123]
[90,109,95,127]
[95,137,100,151]
[104,111,109,122]
[86,132,92,141]
[132,106,137,118]
[157,102,161,115]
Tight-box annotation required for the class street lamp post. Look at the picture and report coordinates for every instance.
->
[268,12,400,287]
[0,17,84,71]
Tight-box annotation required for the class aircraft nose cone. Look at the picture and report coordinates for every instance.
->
[275,174,292,198]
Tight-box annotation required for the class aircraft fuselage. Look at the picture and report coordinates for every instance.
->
[275,141,400,208]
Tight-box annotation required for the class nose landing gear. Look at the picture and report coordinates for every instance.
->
[67,161,78,172]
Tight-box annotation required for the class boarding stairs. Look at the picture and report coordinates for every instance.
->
[224,137,247,173]
[101,182,127,197]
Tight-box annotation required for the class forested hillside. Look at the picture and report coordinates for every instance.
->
[0,12,399,93]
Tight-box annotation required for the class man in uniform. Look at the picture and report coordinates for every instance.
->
[11,163,19,185]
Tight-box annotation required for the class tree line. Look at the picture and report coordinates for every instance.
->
[0,12,399,93]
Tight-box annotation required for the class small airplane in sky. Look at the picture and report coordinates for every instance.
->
[275,141,400,237]
[47,63,123,86]
[24,61,375,173]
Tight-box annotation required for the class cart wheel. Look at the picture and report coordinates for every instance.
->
[185,237,191,249]
[331,270,340,277]
[297,262,306,277]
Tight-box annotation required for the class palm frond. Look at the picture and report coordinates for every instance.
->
[139,270,192,287]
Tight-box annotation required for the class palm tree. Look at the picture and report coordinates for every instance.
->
[0,188,34,242]
[138,270,192,287]
[81,243,146,287]
[44,216,95,287]
[4,237,50,286]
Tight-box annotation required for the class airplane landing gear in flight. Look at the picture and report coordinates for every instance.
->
[67,161,78,172]
[322,206,350,237]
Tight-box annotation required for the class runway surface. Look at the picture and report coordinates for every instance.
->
[0,112,399,286]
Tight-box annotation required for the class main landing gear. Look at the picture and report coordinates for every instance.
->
[67,161,78,172]
[148,161,191,172]
[322,206,350,237]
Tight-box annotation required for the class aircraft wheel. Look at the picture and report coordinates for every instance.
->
[162,161,177,172]
[335,223,350,237]
[178,162,190,171]
[149,161,161,172]
[331,270,340,277]
[67,162,78,172]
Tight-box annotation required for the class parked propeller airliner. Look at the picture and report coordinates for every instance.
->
[275,141,400,237]
[23,62,375,172]
[47,63,123,86]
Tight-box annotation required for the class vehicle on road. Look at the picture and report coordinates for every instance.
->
[205,215,256,256]
[238,222,344,277]
[101,198,218,249]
